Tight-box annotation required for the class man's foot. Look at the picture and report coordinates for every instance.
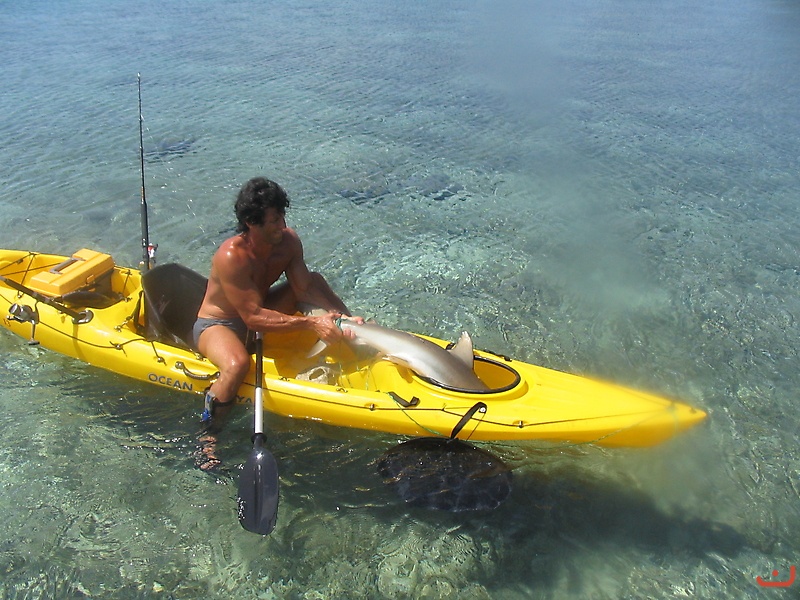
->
[194,434,222,472]
[200,391,236,425]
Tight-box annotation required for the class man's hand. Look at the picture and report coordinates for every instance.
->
[312,313,363,343]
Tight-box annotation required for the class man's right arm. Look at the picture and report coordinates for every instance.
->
[216,244,345,344]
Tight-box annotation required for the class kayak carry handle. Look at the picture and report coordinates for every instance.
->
[175,361,219,381]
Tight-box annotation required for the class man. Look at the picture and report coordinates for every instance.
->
[193,176,357,429]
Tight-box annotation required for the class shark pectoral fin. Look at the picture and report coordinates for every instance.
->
[307,339,329,358]
[448,331,475,369]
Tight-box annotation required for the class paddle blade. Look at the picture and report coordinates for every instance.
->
[237,437,279,535]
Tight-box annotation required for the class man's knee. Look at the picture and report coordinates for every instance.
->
[224,350,251,379]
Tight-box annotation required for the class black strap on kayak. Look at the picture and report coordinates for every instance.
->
[450,401,488,440]
[388,392,420,408]
[0,274,92,324]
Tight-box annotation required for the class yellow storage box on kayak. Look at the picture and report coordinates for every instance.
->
[28,249,114,296]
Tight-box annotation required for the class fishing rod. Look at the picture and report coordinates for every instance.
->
[137,73,156,270]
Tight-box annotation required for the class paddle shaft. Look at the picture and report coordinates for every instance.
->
[237,331,279,535]
[254,332,264,436]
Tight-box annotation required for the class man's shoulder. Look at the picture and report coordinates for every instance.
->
[213,236,252,269]
[283,226,301,242]
[280,227,303,251]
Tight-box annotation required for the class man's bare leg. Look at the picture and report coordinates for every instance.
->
[197,324,252,406]
[194,325,250,471]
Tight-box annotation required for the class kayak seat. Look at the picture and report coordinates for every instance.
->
[141,263,207,350]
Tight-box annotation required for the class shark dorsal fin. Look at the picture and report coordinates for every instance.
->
[298,302,328,317]
[448,331,475,369]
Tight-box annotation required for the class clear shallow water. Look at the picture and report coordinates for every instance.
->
[1,0,799,597]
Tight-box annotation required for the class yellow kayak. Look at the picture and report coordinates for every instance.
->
[0,248,706,447]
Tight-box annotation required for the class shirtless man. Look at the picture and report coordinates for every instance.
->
[192,176,356,425]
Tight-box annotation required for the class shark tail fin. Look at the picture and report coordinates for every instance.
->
[448,331,475,369]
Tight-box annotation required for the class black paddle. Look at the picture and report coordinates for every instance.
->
[236,332,279,534]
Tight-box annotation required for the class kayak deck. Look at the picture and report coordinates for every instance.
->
[0,249,707,447]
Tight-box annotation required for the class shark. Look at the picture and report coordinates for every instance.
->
[308,316,489,392]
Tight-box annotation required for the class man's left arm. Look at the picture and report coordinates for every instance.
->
[284,233,348,314]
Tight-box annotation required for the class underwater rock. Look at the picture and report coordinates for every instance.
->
[145,137,197,160]
[377,437,512,512]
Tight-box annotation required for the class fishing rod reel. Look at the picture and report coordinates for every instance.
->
[139,243,158,269]
[7,303,40,345]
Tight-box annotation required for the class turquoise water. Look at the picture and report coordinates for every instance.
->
[1,0,799,597]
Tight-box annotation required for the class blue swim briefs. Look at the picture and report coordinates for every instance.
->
[192,316,248,349]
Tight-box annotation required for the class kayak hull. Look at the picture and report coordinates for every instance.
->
[0,249,706,447]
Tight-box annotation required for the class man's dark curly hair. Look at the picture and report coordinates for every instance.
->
[234,177,290,233]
